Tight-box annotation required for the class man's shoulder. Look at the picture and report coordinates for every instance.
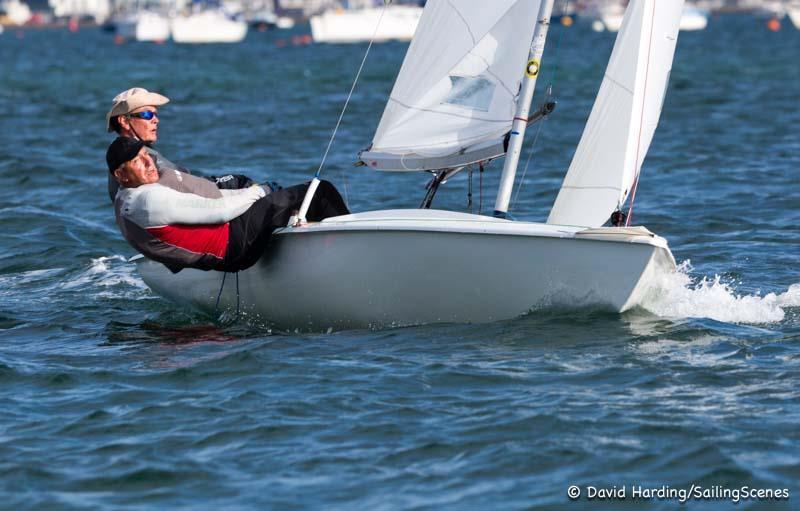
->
[158,168,222,199]
[117,183,167,204]
[147,147,190,174]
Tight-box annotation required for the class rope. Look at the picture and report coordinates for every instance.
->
[235,272,240,320]
[214,272,228,316]
[626,0,656,227]
[213,271,241,322]
[467,166,473,213]
[479,162,485,214]
[314,0,392,179]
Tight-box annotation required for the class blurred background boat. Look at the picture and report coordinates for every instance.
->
[591,1,709,32]
[309,0,422,43]
[787,0,800,27]
[115,8,170,41]
[0,0,33,25]
[170,4,248,43]
[246,7,293,30]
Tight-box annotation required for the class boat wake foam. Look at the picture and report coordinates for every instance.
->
[59,255,149,299]
[639,261,800,324]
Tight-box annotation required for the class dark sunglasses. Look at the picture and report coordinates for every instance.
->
[128,111,158,120]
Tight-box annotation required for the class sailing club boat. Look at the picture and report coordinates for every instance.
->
[134,0,684,331]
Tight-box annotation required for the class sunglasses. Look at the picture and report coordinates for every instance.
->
[128,111,158,120]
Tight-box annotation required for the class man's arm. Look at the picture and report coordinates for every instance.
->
[151,148,259,190]
[132,184,267,226]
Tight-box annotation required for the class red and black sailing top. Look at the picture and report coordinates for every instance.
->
[114,168,266,271]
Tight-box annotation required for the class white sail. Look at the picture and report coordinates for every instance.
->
[359,0,542,172]
[547,0,683,227]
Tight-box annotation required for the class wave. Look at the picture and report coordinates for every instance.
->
[58,255,149,299]
[640,261,799,324]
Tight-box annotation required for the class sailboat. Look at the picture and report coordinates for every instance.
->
[134,0,684,331]
[310,2,423,44]
[596,1,706,32]
[787,2,800,29]
[115,10,171,42]
[170,3,248,44]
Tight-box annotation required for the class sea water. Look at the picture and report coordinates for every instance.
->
[0,16,798,510]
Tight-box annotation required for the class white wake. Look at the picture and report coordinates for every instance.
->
[59,255,149,299]
[639,261,800,324]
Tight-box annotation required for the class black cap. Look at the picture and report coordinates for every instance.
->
[106,137,145,173]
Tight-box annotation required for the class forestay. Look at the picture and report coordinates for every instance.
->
[358,0,542,172]
[547,0,683,227]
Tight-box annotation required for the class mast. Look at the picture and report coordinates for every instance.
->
[493,0,555,218]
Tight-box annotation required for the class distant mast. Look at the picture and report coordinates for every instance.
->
[493,0,555,218]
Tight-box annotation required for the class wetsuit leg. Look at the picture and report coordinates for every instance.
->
[221,197,275,272]
[220,181,349,272]
[262,180,349,227]
[306,180,350,221]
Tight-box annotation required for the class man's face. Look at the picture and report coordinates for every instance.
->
[114,147,158,188]
[122,106,159,143]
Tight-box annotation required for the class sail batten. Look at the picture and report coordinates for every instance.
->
[547,0,684,227]
[360,0,543,172]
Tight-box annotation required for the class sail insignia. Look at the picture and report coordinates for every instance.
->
[444,76,495,112]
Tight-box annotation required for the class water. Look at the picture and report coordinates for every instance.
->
[1,16,799,510]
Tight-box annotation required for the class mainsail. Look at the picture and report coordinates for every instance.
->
[358,0,542,172]
[547,0,684,227]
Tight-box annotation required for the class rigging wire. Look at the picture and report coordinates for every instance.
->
[235,272,240,320]
[479,162,484,214]
[511,114,548,209]
[314,0,392,180]
[467,166,473,213]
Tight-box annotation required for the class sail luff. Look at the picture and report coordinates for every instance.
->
[493,0,555,217]
[546,0,684,227]
[624,0,658,225]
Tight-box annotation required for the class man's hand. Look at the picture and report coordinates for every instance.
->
[210,174,256,190]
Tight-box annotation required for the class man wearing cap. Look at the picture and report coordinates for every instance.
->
[105,87,256,202]
[108,137,349,273]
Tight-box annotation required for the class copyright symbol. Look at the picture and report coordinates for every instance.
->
[568,485,581,500]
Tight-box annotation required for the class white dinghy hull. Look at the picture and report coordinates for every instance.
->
[134,210,675,331]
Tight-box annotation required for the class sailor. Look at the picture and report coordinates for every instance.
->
[105,87,256,202]
[107,137,349,273]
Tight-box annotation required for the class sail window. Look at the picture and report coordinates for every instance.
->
[443,76,495,112]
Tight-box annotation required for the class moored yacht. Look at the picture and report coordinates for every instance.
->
[170,7,247,43]
[310,3,422,43]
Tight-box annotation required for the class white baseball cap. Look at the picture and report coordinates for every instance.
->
[106,87,169,132]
